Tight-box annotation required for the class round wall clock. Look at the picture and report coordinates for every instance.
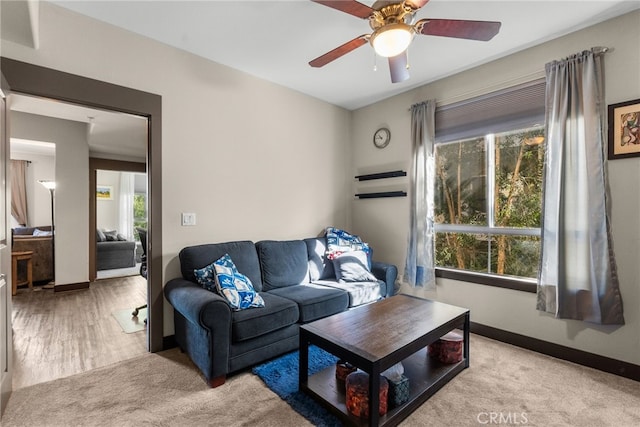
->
[373,127,391,149]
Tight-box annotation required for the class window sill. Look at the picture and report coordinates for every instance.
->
[435,268,537,293]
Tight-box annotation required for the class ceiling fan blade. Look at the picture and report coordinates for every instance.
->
[309,35,369,68]
[405,0,430,10]
[311,0,374,19]
[388,52,410,83]
[417,18,501,41]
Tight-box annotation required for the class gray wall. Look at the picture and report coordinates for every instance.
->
[96,170,147,237]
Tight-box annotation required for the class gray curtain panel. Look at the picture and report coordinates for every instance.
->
[11,160,29,226]
[404,100,436,289]
[537,48,624,325]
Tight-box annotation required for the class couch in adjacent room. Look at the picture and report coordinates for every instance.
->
[164,235,398,387]
[12,226,54,283]
[96,229,136,270]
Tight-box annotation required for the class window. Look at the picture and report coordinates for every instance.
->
[433,80,546,289]
[132,172,148,242]
[133,193,147,241]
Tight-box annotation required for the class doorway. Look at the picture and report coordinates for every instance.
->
[91,164,147,282]
[8,103,150,388]
[1,57,163,353]
[9,139,56,288]
[95,169,147,281]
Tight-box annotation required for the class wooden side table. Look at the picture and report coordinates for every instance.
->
[12,251,34,296]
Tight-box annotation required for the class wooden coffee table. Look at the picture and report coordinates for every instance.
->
[299,294,470,426]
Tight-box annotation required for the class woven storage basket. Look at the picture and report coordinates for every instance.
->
[428,330,463,364]
[345,372,389,418]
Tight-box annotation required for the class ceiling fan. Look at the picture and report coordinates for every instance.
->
[309,0,501,83]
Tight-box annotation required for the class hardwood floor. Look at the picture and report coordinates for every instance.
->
[11,275,148,389]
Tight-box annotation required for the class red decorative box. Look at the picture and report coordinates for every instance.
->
[345,372,389,418]
[428,330,463,364]
[335,360,357,384]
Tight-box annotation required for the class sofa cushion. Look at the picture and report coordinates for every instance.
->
[180,241,263,292]
[304,237,335,281]
[231,293,299,342]
[268,283,348,323]
[256,240,309,291]
[96,229,106,242]
[312,279,384,308]
[332,250,377,283]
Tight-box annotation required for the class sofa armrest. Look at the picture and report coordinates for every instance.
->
[164,278,231,331]
[371,261,399,297]
[164,278,232,382]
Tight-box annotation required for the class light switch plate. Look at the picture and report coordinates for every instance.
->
[181,212,196,226]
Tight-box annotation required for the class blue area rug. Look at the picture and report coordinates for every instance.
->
[252,346,342,427]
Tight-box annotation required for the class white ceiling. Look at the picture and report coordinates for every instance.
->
[10,94,148,162]
[50,0,640,110]
[5,1,639,159]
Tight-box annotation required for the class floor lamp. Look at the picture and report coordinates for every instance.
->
[38,180,56,287]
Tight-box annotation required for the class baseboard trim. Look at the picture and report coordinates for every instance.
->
[163,335,177,351]
[471,322,640,382]
[53,282,90,292]
[161,325,639,381]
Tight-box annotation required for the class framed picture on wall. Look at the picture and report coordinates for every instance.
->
[96,185,113,200]
[608,98,640,159]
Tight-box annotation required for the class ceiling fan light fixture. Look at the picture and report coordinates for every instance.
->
[371,23,413,58]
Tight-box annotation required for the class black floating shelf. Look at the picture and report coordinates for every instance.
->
[355,191,407,199]
[355,170,407,181]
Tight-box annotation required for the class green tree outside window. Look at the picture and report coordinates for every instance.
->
[434,126,545,279]
[133,193,147,241]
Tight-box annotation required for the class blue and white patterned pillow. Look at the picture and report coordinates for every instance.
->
[194,254,265,310]
[193,262,218,293]
[325,227,371,261]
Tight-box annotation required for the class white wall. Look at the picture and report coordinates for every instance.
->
[96,169,121,232]
[351,11,640,365]
[9,151,55,227]
[1,2,352,335]
[10,112,89,287]
[96,170,147,235]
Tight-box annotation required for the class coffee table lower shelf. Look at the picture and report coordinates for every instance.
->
[301,347,467,426]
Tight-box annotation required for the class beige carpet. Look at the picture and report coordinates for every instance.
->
[2,335,639,427]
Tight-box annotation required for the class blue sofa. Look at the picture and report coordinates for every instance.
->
[164,237,398,387]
